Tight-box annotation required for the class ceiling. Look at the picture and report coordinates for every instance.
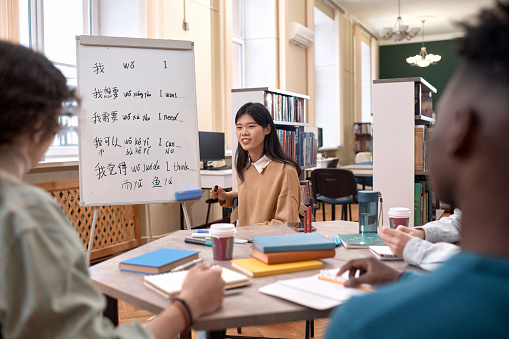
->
[329,0,494,44]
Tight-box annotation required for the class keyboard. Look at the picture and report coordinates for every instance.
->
[204,165,232,171]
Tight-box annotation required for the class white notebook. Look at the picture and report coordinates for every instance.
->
[144,267,251,298]
[369,246,403,261]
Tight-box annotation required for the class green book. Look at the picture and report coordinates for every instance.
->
[415,183,422,226]
[336,233,385,249]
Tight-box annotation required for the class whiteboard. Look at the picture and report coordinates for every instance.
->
[76,36,201,206]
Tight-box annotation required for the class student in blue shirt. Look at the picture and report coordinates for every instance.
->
[326,2,509,338]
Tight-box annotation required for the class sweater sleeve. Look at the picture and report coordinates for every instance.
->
[219,190,238,208]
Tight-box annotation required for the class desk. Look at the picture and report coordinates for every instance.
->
[340,164,373,190]
[89,222,416,337]
[200,169,233,189]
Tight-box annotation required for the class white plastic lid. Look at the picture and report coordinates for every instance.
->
[209,223,236,238]
[388,207,411,218]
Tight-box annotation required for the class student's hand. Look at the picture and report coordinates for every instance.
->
[210,185,226,201]
[380,226,424,257]
[337,257,403,287]
[178,264,225,319]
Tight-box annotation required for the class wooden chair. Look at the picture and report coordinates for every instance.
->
[34,179,141,262]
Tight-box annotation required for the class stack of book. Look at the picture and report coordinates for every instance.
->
[231,233,336,277]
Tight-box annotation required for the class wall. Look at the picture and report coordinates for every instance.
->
[379,39,462,107]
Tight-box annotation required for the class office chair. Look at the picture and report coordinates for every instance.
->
[311,169,357,221]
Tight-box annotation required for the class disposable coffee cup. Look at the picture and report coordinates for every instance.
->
[210,223,236,261]
[388,207,411,229]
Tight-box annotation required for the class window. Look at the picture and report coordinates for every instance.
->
[361,40,372,123]
[19,0,87,158]
[314,7,340,149]
[232,0,245,89]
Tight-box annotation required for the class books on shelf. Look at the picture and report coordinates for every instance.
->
[277,128,317,167]
[336,233,385,249]
[299,180,312,205]
[415,125,430,171]
[369,246,403,261]
[414,82,434,117]
[250,246,335,265]
[144,267,250,298]
[264,91,305,123]
[353,123,371,135]
[119,248,200,274]
[415,176,433,226]
[251,233,336,253]
[231,258,323,277]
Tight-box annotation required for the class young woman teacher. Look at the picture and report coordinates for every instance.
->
[210,102,303,226]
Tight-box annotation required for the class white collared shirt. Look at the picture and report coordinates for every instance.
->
[249,154,272,173]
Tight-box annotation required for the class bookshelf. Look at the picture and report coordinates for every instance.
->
[231,88,317,189]
[372,77,437,227]
[353,122,372,153]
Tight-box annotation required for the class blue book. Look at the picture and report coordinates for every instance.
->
[119,248,200,274]
[251,233,336,253]
[336,233,385,249]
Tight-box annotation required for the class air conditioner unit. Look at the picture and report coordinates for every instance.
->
[288,22,314,48]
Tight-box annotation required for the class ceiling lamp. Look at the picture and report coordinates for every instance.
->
[406,20,441,67]
[379,0,420,41]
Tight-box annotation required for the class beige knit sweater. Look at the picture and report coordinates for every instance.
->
[220,160,301,226]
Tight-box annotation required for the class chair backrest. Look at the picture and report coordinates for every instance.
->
[355,151,372,164]
[326,158,339,168]
[311,169,357,201]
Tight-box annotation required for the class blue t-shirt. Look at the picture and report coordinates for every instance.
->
[326,252,509,339]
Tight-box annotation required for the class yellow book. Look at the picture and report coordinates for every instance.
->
[231,258,323,277]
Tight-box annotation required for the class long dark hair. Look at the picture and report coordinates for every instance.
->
[235,102,301,182]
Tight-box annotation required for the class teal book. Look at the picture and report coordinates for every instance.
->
[336,233,385,249]
[119,248,200,274]
[415,183,422,226]
[251,233,336,253]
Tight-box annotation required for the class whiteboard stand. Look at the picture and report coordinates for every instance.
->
[181,202,192,230]
[146,205,154,242]
[87,207,99,265]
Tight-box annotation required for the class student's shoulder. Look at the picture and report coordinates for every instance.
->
[269,160,299,175]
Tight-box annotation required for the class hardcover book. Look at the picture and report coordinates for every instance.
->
[250,246,335,265]
[231,258,323,277]
[336,233,385,249]
[119,248,200,274]
[251,233,336,253]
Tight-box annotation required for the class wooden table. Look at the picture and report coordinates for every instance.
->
[89,221,416,337]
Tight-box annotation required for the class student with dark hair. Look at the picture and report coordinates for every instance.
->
[210,102,302,226]
[0,40,225,339]
[326,2,509,337]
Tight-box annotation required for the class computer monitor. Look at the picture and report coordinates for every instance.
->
[198,131,225,169]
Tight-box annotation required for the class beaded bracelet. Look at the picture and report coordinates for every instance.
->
[173,297,194,327]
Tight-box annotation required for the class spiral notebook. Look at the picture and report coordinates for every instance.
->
[369,246,403,261]
[144,267,251,298]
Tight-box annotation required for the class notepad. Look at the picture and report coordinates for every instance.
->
[259,269,370,310]
[144,267,251,298]
[369,245,403,261]
[119,248,200,274]
[231,258,323,277]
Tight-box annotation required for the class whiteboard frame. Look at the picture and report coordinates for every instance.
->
[76,35,201,206]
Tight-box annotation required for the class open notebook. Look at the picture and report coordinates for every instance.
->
[144,267,251,298]
[369,246,403,261]
[259,269,372,310]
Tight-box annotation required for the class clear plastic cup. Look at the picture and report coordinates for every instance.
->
[209,223,236,261]
[388,207,411,228]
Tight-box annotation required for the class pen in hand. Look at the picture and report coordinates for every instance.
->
[171,258,204,272]
[214,185,218,192]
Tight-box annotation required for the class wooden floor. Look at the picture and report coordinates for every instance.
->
[117,203,354,338]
